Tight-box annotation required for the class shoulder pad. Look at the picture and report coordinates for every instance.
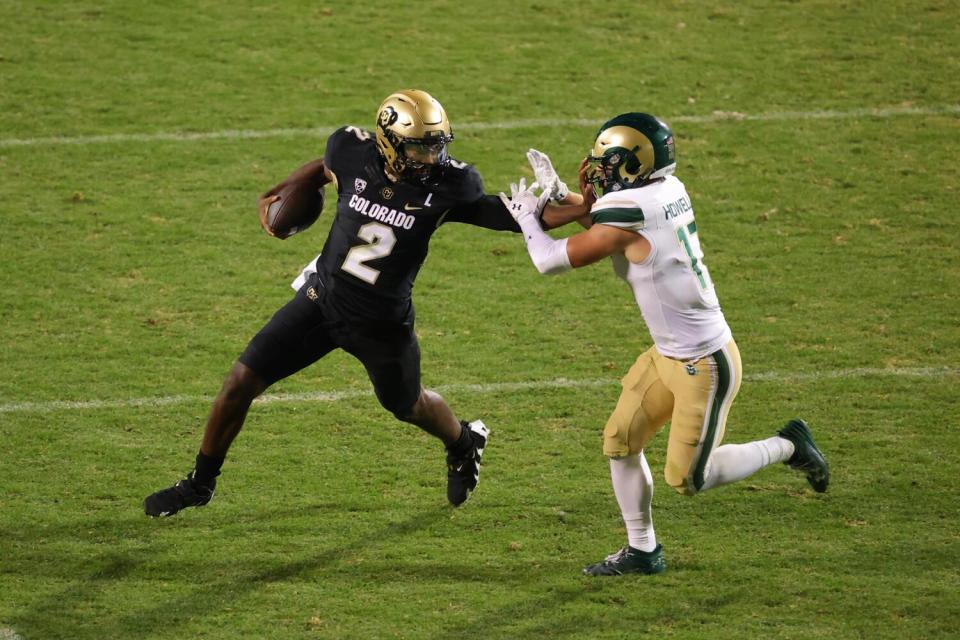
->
[324,126,375,172]
[439,161,485,203]
[591,192,646,229]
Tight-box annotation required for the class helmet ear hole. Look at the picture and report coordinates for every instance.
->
[622,152,642,181]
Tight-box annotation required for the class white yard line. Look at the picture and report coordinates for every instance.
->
[0,366,956,414]
[1,104,956,413]
[1,105,957,148]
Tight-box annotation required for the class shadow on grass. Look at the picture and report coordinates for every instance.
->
[4,488,813,639]
[6,503,448,639]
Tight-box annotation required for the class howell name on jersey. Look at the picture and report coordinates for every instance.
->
[293,125,517,324]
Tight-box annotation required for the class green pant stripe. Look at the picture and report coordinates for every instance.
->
[692,347,731,491]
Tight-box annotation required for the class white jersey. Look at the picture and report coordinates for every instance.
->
[591,176,731,360]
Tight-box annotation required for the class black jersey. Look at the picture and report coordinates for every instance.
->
[309,126,517,324]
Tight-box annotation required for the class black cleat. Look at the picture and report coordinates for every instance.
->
[583,544,667,576]
[446,420,489,507]
[778,418,830,493]
[144,472,215,517]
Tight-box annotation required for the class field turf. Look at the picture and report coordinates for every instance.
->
[1,1,958,638]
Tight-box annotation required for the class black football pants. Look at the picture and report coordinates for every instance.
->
[238,287,421,418]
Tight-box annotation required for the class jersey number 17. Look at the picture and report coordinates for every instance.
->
[676,221,712,290]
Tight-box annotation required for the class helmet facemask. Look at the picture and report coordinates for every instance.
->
[396,131,453,185]
[585,147,645,194]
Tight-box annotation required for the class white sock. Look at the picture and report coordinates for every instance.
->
[609,453,656,552]
[700,436,795,491]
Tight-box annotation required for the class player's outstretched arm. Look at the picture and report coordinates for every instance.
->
[501,178,570,274]
[502,178,646,274]
[527,149,569,201]
[539,157,596,230]
[564,224,648,268]
[541,202,592,229]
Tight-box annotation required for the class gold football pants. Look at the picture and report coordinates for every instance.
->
[602,339,742,495]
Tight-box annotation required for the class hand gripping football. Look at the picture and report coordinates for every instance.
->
[266,178,326,239]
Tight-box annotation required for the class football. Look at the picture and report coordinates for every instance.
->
[266,178,326,239]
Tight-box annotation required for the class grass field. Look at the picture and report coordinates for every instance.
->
[2,1,959,638]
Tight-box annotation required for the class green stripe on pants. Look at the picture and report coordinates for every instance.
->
[692,348,731,491]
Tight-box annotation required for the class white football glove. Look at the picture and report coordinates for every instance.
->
[527,148,569,201]
[499,178,551,225]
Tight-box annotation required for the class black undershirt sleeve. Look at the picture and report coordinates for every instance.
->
[442,194,520,232]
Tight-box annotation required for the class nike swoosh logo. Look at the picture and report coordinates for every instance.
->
[404,204,423,211]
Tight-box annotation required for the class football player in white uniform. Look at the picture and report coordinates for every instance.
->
[503,113,830,576]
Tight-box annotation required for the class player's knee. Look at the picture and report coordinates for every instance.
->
[664,467,700,497]
[391,405,415,422]
[602,420,634,457]
[220,362,268,403]
[388,401,416,422]
[384,390,421,422]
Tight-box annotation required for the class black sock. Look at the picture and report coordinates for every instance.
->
[447,422,472,456]
[193,451,225,486]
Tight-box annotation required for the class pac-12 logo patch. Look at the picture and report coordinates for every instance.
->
[685,364,698,376]
[354,178,367,194]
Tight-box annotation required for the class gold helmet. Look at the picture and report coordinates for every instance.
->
[375,89,454,185]
[586,113,676,193]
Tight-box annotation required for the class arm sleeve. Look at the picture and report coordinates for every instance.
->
[516,214,572,275]
[443,194,521,232]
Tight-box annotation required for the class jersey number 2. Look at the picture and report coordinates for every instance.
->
[342,222,396,284]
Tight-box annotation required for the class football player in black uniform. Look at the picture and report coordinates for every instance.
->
[144,90,589,516]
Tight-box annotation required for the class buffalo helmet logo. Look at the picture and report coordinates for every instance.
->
[378,106,398,128]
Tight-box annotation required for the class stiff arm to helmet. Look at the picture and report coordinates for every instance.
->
[500,180,571,275]
[503,179,653,274]
[527,149,569,201]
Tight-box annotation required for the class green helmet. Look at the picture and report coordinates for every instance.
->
[586,113,676,193]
